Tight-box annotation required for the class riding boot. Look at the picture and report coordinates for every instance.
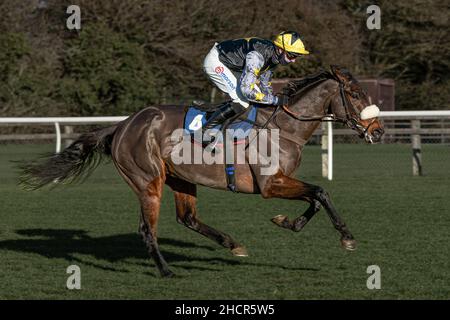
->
[200,102,246,149]
[202,102,246,134]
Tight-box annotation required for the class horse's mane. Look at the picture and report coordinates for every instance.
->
[334,67,359,84]
[283,70,334,105]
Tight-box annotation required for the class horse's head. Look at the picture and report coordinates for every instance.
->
[329,65,384,143]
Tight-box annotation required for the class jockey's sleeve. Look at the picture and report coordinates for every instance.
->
[240,51,278,105]
[258,70,274,96]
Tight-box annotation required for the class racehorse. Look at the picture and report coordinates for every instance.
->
[21,65,384,277]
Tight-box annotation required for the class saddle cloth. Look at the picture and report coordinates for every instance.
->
[184,105,258,145]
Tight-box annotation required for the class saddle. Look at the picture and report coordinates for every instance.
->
[184,102,258,145]
[184,102,260,192]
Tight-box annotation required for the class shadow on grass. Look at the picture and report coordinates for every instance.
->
[0,228,320,275]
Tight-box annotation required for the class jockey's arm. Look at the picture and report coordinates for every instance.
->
[240,51,279,105]
[258,70,274,96]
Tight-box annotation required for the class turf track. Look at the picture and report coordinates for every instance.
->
[0,143,449,299]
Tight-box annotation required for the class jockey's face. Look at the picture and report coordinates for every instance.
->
[276,47,298,65]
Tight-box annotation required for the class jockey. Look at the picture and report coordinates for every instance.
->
[202,31,309,133]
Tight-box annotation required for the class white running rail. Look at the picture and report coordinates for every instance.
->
[323,110,450,180]
[0,111,449,175]
[0,116,127,153]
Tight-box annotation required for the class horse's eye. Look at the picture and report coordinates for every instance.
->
[350,92,359,99]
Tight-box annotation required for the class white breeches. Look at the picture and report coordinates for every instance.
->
[203,43,250,109]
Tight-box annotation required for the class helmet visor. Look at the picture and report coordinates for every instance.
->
[285,51,301,60]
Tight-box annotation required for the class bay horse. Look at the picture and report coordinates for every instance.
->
[21,65,384,277]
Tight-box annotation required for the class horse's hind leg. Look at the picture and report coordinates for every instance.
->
[166,176,248,257]
[139,176,174,277]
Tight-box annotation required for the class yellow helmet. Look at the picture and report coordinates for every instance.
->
[273,31,309,55]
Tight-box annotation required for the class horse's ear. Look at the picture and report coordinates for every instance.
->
[330,65,348,83]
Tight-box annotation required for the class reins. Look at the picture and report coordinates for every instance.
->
[280,104,336,122]
[247,74,374,147]
[279,83,340,124]
[279,80,378,141]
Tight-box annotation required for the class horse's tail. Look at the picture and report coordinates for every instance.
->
[20,125,118,190]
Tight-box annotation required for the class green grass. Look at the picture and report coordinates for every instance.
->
[0,143,449,299]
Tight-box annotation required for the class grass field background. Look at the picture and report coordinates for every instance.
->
[0,142,449,299]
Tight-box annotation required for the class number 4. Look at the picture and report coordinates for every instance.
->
[189,114,204,131]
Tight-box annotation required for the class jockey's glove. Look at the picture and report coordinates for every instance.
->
[274,94,288,106]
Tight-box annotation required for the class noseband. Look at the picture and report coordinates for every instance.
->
[337,83,377,139]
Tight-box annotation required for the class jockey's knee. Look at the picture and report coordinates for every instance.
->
[233,99,250,109]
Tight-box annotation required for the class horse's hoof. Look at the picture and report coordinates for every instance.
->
[271,215,289,227]
[231,246,248,257]
[341,239,357,251]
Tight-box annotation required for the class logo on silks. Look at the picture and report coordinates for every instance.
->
[214,66,224,74]
[214,66,236,90]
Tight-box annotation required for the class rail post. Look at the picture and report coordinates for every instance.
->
[411,119,422,176]
[321,122,333,180]
[327,121,333,180]
[321,122,328,178]
[54,122,61,154]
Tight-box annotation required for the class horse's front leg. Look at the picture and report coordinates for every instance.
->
[271,198,321,232]
[261,172,357,251]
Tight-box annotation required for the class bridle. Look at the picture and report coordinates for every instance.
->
[280,80,378,140]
